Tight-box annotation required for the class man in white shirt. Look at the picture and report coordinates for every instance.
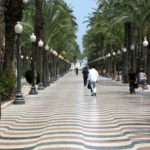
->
[87,66,99,96]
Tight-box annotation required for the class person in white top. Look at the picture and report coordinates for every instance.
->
[87,66,99,96]
[138,68,147,92]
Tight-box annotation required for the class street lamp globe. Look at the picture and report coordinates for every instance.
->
[23,0,29,3]
[53,50,56,55]
[122,48,127,53]
[55,51,58,56]
[30,33,36,43]
[108,53,111,57]
[143,37,149,47]
[38,39,44,47]
[53,50,58,56]
[14,22,23,34]
[112,52,116,56]
[131,44,135,51]
[21,55,24,59]
[45,44,49,51]
[50,48,53,53]
[117,50,121,55]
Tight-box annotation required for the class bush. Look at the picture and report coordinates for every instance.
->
[24,69,39,84]
[0,71,15,99]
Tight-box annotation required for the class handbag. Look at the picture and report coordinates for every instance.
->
[87,82,91,89]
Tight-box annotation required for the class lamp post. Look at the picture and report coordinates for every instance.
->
[29,33,38,95]
[43,44,49,87]
[105,54,108,76]
[116,50,121,81]
[50,48,54,83]
[37,39,44,90]
[20,54,24,78]
[53,50,58,80]
[112,52,116,80]
[130,44,135,72]
[14,22,25,104]
[143,37,149,72]
[55,51,59,79]
[107,53,111,77]
[122,47,128,83]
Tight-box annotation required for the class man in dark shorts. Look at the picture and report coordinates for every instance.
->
[128,70,137,94]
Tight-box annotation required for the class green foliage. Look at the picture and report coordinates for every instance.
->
[21,0,80,62]
[0,71,15,94]
[83,0,150,62]
[24,69,39,85]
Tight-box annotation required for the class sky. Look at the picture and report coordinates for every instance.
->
[64,0,97,52]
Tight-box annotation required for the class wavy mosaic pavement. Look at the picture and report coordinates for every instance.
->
[1,72,150,150]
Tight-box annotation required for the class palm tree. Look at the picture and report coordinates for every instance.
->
[105,0,150,83]
[4,0,23,75]
[82,0,150,83]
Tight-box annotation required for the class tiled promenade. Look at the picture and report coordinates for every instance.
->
[1,71,150,150]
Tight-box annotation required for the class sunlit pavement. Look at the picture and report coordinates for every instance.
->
[1,71,150,150]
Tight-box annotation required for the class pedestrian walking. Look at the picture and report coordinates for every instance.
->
[128,69,137,94]
[82,66,89,86]
[75,67,79,75]
[138,68,147,94]
[75,67,78,75]
[102,69,107,77]
[87,65,99,96]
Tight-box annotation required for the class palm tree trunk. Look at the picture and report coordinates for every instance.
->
[4,23,16,74]
[34,0,44,73]
[4,0,23,75]
[146,26,150,84]
[137,27,143,70]
[0,0,4,72]
[122,22,130,83]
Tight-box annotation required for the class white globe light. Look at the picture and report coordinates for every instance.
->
[23,0,29,3]
[50,48,53,53]
[21,55,24,59]
[117,50,121,55]
[45,44,49,51]
[53,50,58,56]
[122,48,127,53]
[108,53,111,57]
[112,52,116,56]
[14,22,23,34]
[38,39,44,47]
[30,33,36,42]
[143,37,148,47]
[130,44,135,51]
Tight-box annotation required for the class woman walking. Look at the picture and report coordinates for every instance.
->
[138,68,147,94]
